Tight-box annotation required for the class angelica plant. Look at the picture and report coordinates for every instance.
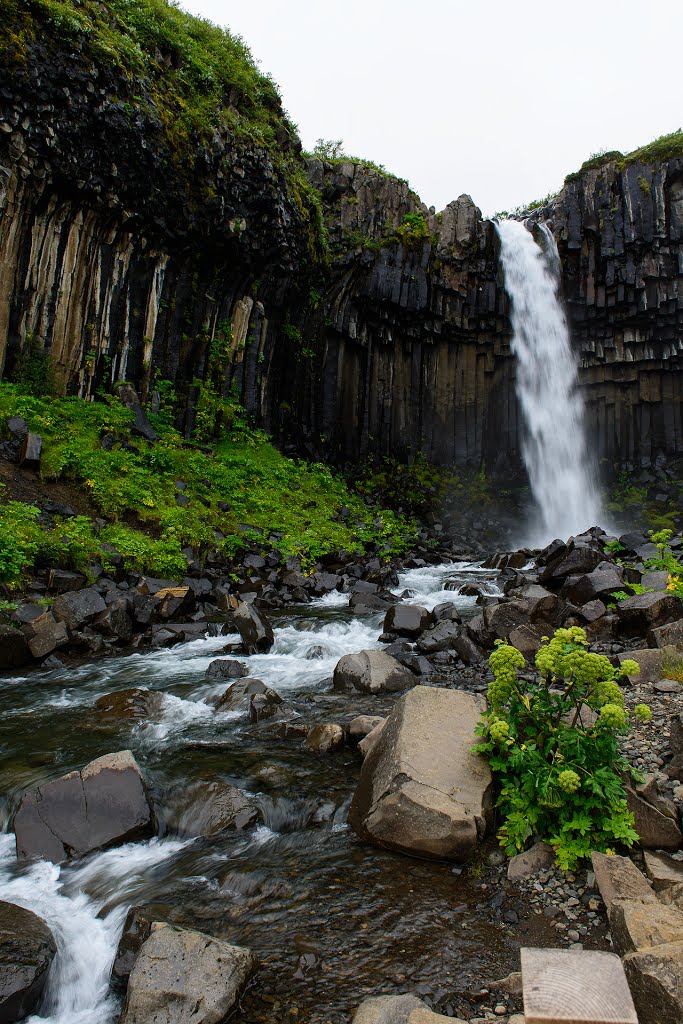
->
[475,627,650,870]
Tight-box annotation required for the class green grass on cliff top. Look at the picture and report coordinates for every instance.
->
[565,130,683,182]
[0,384,415,587]
[2,0,293,153]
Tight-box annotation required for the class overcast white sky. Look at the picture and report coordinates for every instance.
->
[181,0,682,217]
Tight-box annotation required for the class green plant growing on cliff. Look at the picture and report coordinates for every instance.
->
[11,334,55,396]
[474,627,650,870]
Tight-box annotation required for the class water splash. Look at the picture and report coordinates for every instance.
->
[0,833,191,1024]
[496,218,602,543]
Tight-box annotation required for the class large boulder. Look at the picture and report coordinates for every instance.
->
[539,542,603,584]
[52,588,106,630]
[623,941,683,1024]
[333,650,415,694]
[232,601,274,653]
[165,781,257,837]
[13,750,156,862]
[120,922,257,1024]
[0,901,56,1022]
[415,620,461,654]
[383,605,433,639]
[348,686,493,860]
[561,566,624,605]
[0,625,30,669]
[94,688,164,721]
[617,592,682,637]
[205,658,247,681]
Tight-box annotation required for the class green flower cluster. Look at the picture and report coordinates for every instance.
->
[599,703,628,728]
[475,625,650,871]
[558,770,581,794]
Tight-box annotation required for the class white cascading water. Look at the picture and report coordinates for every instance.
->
[496,218,602,543]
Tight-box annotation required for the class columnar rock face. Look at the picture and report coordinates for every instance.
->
[0,9,681,471]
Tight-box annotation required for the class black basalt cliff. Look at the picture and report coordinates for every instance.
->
[1,5,681,476]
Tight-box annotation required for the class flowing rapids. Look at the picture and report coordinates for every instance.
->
[496,218,602,544]
[0,563,517,1024]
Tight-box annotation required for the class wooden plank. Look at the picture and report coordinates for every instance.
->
[521,947,639,1024]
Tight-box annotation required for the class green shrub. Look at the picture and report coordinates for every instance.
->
[475,627,650,870]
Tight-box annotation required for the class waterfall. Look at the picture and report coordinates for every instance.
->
[496,218,602,543]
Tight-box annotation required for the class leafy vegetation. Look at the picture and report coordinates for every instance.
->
[309,138,405,182]
[0,383,416,586]
[475,627,650,870]
[608,530,683,607]
[565,130,683,183]
[351,455,492,518]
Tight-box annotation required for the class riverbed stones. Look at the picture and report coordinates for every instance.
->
[348,686,493,860]
[52,587,106,630]
[26,614,68,659]
[415,620,460,654]
[623,941,683,1024]
[625,778,682,849]
[644,851,683,892]
[232,600,274,653]
[333,650,414,693]
[352,994,426,1024]
[507,841,555,881]
[0,900,56,1023]
[591,852,658,916]
[0,625,30,669]
[13,749,155,862]
[205,658,247,680]
[305,723,344,753]
[94,687,164,721]
[383,604,432,639]
[617,592,683,636]
[120,922,257,1024]
[166,780,257,837]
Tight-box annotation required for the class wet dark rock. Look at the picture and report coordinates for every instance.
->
[205,658,247,681]
[117,384,158,443]
[165,780,258,837]
[383,604,433,639]
[232,600,274,653]
[120,923,257,1024]
[0,625,31,669]
[94,688,164,721]
[540,543,603,584]
[432,602,462,624]
[304,644,328,660]
[213,677,270,713]
[52,587,106,630]
[0,900,56,1023]
[617,592,683,636]
[451,633,485,665]
[415,620,460,654]
[111,906,157,992]
[13,749,156,862]
[349,592,393,613]
[18,432,42,467]
[7,415,27,438]
[26,615,69,659]
[561,567,625,605]
[250,688,290,723]
[648,619,683,649]
[93,600,133,642]
[333,650,415,693]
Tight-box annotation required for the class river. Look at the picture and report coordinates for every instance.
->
[0,560,524,1024]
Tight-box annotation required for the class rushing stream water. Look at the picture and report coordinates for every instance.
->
[496,219,602,544]
[0,562,524,1024]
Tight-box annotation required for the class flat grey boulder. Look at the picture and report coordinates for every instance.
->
[348,686,493,860]
[13,750,155,862]
[383,604,433,639]
[0,901,56,1022]
[52,588,106,630]
[333,650,414,693]
[352,994,426,1024]
[617,592,682,636]
[120,922,257,1024]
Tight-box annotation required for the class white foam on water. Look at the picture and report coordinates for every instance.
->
[0,834,192,1024]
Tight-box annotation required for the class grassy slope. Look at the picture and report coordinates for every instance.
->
[0,385,415,589]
